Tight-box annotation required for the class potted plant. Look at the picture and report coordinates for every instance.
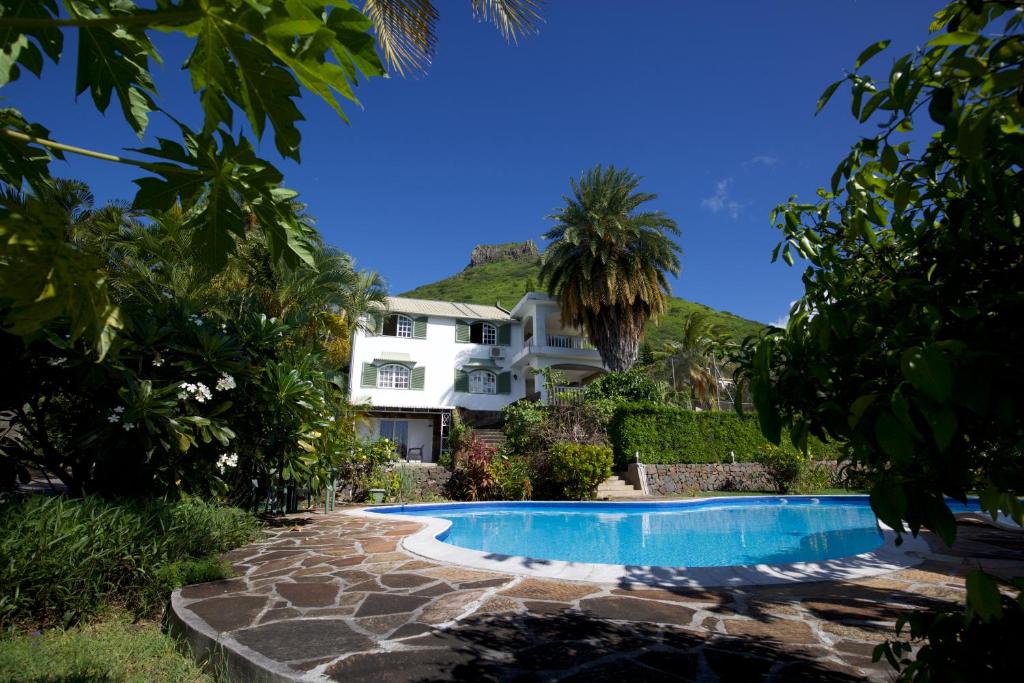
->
[367,475,387,504]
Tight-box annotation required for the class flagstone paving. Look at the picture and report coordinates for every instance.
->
[170,512,1024,682]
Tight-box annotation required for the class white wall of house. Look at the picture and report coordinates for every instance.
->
[348,293,607,417]
[350,315,527,410]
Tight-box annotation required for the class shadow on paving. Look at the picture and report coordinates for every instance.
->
[324,611,867,682]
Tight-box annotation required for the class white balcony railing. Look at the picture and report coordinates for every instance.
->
[544,334,596,350]
[549,386,586,405]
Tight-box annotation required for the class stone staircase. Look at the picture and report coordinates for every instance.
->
[595,473,645,499]
[475,428,506,449]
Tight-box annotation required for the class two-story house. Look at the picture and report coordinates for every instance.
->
[348,292,607,462]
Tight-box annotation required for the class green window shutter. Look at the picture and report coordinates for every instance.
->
[411,366,425,390]
[360,363,378,387]
[497,323,511,346]
[497,371,512,394]
[454,369,469,393]
[455,319,470,343]
[412,316,428,339]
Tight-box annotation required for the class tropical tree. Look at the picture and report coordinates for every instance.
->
[652,313,726,409]
[0,1,543,356]
[735,1,1022,677]
[541,164,681,372]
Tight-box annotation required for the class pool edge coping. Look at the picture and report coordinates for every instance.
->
[347,495,938,588]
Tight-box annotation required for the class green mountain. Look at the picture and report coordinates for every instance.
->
[399,248,765,347]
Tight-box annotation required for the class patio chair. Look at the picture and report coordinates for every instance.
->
[406,446,423,462]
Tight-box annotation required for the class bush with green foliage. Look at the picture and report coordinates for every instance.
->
[488,455,533,501]
[549,443,614,500]
[609,403,840,468]
[754,446,805,493]
[584,369,663,403]
[0,496,260,628]
[501,401,548,456]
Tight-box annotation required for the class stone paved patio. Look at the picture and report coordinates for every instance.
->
[170,511,1024,682]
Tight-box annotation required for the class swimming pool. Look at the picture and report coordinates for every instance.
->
[363,496,985,586]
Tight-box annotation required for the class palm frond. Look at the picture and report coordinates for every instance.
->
[470,0,544,42]
[362,0,439,76]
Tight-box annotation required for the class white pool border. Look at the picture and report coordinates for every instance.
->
[348,495,951,588]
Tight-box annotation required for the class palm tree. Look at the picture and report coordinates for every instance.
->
[653,313,725,409]
[540,165,681,372]
[363,0,543,76]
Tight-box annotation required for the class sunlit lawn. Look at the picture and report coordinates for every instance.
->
[0,610,216,683]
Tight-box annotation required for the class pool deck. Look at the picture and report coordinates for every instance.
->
[170,511,1024,682]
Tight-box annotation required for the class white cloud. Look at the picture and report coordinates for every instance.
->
[770,299,807,329]
[744,155,780,169]
[700,178,742,219]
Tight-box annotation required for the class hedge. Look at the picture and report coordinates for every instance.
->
[608,402,842,467]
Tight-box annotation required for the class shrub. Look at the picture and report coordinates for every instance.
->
[754,446,805,493]
[501,401,548,456]
[448,436,498,501]
[608,402,841,468]
[549,443,614,500]
[488,455,533,501]
[585,370,662,403]
[0,496,261,628]
[797,462,836,493]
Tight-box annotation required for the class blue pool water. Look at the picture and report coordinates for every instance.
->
[371,497,983,567]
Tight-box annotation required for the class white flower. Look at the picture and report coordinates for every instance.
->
[215,374,236,391]
[47,357,67,367]
[194,382,212,403]
[216,452,239,473]
[122,422,135,431]
[152,358,164,367]
[178,382,211,402]
[160,290,173,299]
[113,406,125,414]
[107,414,120,423]
[327,416,335,422]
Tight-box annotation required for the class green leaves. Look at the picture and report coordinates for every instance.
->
[179,1,384,162]
[816,78,844,115]
[854,39,891,69]
[901,347,952,402]
[0,0,61,86]
[966,570,1003,621]
[131,126,314,271]
[72,9,158,137]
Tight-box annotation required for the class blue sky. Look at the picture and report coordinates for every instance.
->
[5,1,943,325]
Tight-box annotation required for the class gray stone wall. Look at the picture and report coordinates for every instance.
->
[393,464,452,500]
[639,461,840,495]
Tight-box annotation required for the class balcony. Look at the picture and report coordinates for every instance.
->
[549,385,585,405]
[540,334,595,350]
[511,332,603,368]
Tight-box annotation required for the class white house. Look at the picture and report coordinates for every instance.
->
[348,292,607,462]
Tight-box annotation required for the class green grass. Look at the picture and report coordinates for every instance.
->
[0,611,217,683]
[399,256,766,344]
[0,496,261,629]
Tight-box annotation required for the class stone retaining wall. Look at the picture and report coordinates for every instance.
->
[336,464,452,502]
[633,461,840,495]
[394,464,452,500]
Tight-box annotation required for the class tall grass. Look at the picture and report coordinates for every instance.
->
[0,496,261,629]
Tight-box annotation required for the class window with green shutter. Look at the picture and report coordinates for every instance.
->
[497,371,512,394]
[360,363,377,387]
[411,366,425,390]
[454,369,469,392]
[455,319,470,343]
[412,316,428,339]
[497,323,511,346]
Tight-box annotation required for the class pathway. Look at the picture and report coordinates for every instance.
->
[170,512,1024,682]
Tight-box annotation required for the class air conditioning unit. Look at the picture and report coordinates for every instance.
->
[489,347,504,359]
